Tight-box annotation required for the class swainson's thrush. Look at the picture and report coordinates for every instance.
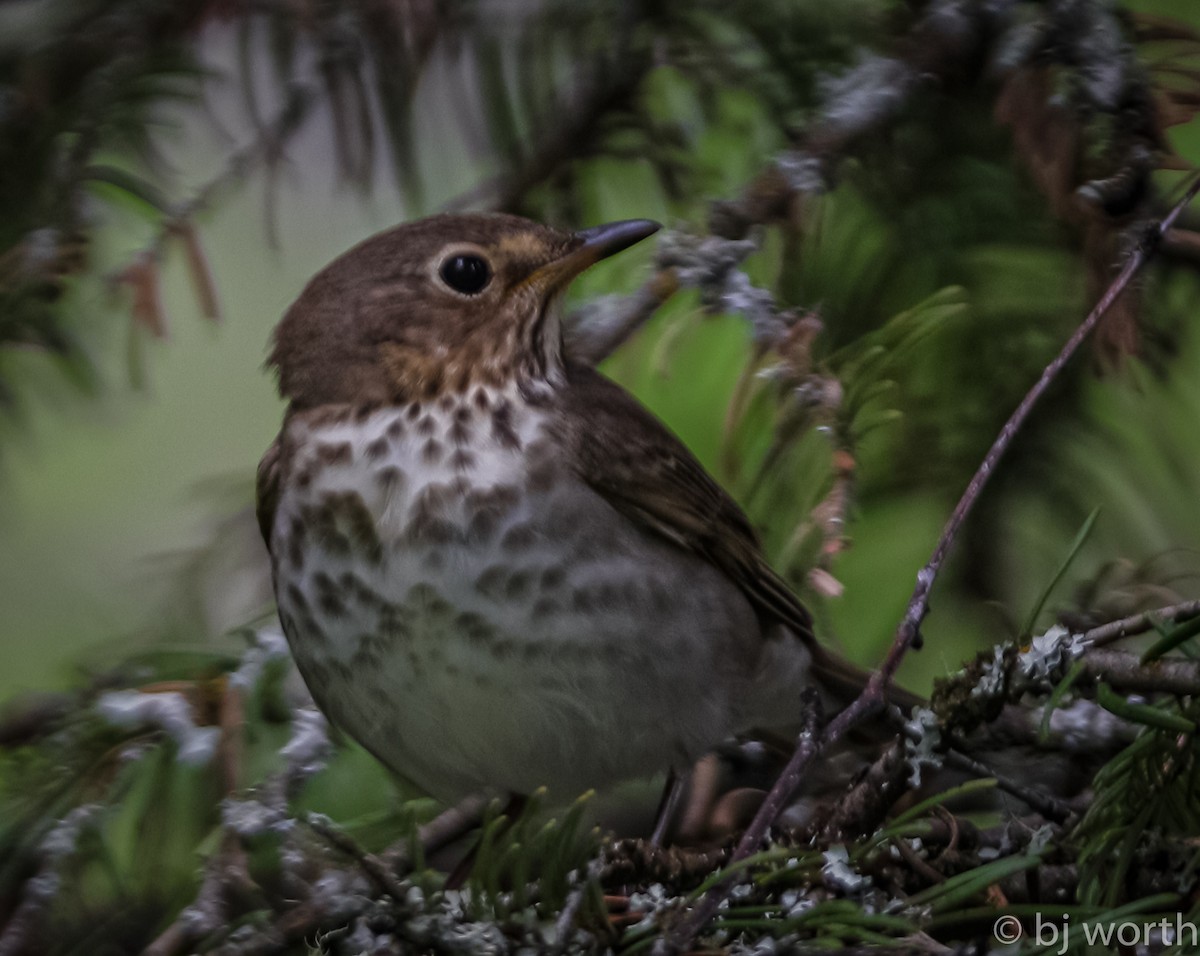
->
[257,213,877,804]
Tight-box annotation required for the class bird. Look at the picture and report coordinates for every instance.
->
[256,212,884,808]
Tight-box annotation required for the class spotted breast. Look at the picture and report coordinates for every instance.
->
[267,382,794,802]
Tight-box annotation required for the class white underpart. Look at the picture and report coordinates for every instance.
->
[270,384,812,802]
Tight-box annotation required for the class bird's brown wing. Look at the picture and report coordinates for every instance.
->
[558,362,924,713]
[256,437,283,547]
[560,361,815,644]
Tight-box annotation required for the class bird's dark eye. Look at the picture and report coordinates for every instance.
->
[439,254,491,295]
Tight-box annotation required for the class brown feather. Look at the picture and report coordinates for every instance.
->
[554,363,926,714]
[256,437,282,546]
[558,361,816,644]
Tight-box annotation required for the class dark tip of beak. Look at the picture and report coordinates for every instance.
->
[573,219,661,260]
[529,219,661,289]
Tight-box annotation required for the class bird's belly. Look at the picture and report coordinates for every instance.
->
[270,402,758,802]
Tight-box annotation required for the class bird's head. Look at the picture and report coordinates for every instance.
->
[269,213,659,408]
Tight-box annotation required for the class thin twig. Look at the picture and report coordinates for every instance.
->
[168,84,316,240]
[1084,599,1200,648]
[141,834,251,956]
[0,806,102,956]
[656,694,822,950]
[565,269,680,366]
[941,749,1071,823]
[890,834,946,884]
[209,894,363,956]
[664,175,1200,952]
[1078,649,1200,697]
[442,55,653,215]
[381,791,489,873]
[121,81,316,273]
[601,840,732,890]
[550,859,602,956]
[816,742,908,841]
[305,813,409,903]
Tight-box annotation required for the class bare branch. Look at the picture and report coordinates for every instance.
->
[564,270,680,366]
[306,813,409,904]
[381,791,489,873]
[1085,599,1200,648]
[0,806,101,956]
[1079,648,1200,697]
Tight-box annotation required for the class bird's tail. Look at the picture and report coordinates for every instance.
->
[806,645,1129,811]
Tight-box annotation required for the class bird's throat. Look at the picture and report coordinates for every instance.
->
[378,301,564,404]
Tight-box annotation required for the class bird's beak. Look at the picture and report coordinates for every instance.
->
[528,219,661,290]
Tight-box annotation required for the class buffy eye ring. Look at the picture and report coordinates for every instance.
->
[439,254,491,295]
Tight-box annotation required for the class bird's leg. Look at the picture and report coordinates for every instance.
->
[382,792,488,875]
[444,793,527,890]
[649,769,688,847]
[676,753,722,843]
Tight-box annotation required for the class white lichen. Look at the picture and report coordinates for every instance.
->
[229,625,291,692]
[96,689,219,766]
[821,845,871,894]
[903,706,944,789]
